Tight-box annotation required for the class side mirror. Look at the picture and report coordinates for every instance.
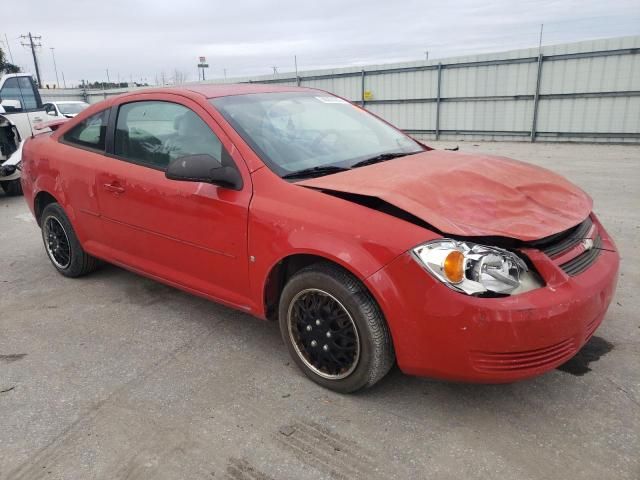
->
[0,99,22,111]
[165,154,242,190]
[47,109,57,116]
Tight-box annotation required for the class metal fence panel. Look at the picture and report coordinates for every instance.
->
[538,96,640,133]
[365,70,439,100]
[301,76,361,101]
[540,55,640,94]
[440,99,534,132]
[441,62,537,98]
[39,35,640,143]
[367,102,437,130]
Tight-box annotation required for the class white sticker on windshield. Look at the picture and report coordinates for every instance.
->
[315,96,348,104]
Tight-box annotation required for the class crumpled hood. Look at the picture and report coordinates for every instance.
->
[298,150,592,241]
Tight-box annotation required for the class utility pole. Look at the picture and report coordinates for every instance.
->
[20,32,43,86]
[61,71,67,89]
[425,50,429,61]
[272,66,278,78]
[106,68,111,86]
[50,48,60,87]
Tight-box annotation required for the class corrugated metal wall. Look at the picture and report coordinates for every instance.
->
[39,87,138,104]
[40,35,640,143]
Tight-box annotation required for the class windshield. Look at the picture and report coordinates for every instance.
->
[210,92,423,177]
[58,102,89,114]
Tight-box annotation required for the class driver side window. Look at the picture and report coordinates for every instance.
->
[114,101,225,171]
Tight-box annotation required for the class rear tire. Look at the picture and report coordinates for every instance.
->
[1,179,23,196]
[279,262,395,393]
[40,203,99,277]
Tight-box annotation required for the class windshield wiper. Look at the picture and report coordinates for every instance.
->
[282,165,349,180]
[350,152,414,169]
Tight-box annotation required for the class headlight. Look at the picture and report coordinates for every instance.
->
[412,240,542,296]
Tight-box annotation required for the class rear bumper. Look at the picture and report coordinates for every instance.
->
[367,215,619,383]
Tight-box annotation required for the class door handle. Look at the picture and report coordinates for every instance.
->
[103,182,125,194]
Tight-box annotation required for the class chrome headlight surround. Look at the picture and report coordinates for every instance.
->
[412,239,542,296]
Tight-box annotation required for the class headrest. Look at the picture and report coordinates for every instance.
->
[175,111,211,137]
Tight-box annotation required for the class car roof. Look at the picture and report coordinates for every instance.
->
[133,83,318,99]
[70,84,331,134]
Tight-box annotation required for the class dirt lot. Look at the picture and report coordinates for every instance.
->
[1,141,638,480]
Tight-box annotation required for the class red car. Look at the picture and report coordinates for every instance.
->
[21,85,619,392]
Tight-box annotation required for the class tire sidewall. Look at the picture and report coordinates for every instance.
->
[40,203,84,277]
[1,179,23,196]
[279,268,381,393]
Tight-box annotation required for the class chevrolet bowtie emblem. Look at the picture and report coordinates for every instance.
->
[581,238,594,251]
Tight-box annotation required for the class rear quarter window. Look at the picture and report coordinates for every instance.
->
[63,109,109,151]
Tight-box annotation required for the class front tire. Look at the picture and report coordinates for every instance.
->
[279,262,395,393]
[40,203,99,277]
[1,179,23,196]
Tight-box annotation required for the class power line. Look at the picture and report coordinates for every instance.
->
[20,32,43,86]
[3,33,15,64]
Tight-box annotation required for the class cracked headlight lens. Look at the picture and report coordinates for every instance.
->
[412,239,542,296]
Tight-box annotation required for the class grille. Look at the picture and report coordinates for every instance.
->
[559,234,602,276]
[470,338,576,373]
[528,216,601,276]
[538,217,593,258]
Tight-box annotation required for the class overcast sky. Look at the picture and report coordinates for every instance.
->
[3,0,639,87]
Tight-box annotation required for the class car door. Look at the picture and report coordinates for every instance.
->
[95,94,252,309]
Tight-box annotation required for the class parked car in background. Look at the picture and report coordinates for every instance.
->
[20,85,619,392]
[43,101,90,118]
[0,73,45,196]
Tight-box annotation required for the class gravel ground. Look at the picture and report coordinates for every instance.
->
[0,141,638,480]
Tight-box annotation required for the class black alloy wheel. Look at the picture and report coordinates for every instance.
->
[287,288,360,380]
[43,216,72,269]
[40,203,100,277]
[279,262,395,393]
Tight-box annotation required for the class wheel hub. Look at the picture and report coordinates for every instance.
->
[287,289,360,380]
[44,216,71,269]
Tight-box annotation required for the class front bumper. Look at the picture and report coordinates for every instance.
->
[367,214,619,383]
[0,139,23,182]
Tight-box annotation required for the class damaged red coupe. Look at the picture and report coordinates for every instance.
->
[21,85,619,392]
